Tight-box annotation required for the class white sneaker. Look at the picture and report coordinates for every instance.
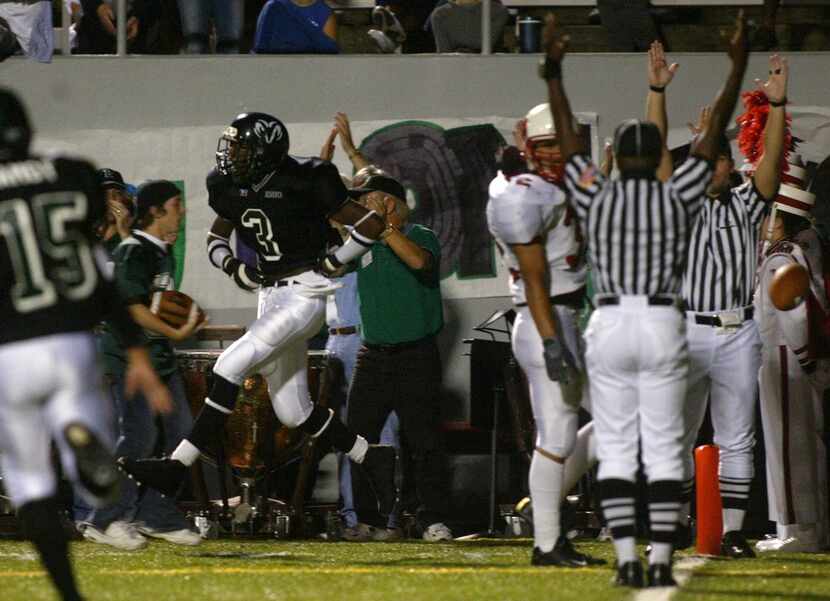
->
[136,525,202,546]
[756,536,820,553]
[423,522,453,542]
[82,521,147,551]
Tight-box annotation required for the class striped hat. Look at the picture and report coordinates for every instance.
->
[774,156,814,218]
[774,183,815,218]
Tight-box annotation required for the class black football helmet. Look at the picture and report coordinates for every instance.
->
[216,112,289,185]
[0,88,32,162]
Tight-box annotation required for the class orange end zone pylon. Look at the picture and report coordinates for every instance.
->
[695,444,722,555]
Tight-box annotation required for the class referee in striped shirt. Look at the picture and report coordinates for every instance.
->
[649,55,788,559]
[540,12,749,588]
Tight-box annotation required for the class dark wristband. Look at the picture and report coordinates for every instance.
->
[538,57,562,81]
[769,97,787,107]
[649,85,665,93]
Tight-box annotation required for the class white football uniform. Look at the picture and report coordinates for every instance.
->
[755,237,829,548]
[487,170,594,552]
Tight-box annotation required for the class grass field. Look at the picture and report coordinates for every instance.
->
[1,538,829,601]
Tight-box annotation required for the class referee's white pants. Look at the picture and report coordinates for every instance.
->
[511,304,585,458]
[680,318,761,484]
[0,332,114,509]
[585,300,687,483]
[212,271,336,428]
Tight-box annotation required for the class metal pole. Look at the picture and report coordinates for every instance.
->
[116,0,127,57]
[61,1,71,56]
[482,0,492,56]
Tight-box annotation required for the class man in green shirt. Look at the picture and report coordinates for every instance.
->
[346,174,453,541]
[87,180,202,550]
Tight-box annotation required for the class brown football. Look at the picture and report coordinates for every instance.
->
[150,290,206,328]
[769,262,810,311]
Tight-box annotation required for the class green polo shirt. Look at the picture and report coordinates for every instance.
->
[356,223,444,345]
[99,231,178,377]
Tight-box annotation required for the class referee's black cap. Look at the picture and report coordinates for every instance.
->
[613,119,662,159]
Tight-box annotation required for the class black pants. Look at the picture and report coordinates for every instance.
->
[348,336,449,529]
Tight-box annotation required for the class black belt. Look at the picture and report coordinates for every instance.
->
[693,307,754,327]
[261,263,318,287]
[364,335,433,353]
[329,326,358,336]
[596,294,678,307]
[516,287,585,309]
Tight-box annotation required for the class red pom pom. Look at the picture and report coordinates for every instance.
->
[736,90,792,174]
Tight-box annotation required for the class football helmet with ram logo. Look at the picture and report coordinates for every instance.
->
[216,112,290,185]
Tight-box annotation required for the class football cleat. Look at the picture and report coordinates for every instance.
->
[532,537,605,567]
[117,456,186,498]
[64,423,121,505]
[721,530,756,559]
[358,445,397,517]
[646,562,677,587]
[613,561,644,587]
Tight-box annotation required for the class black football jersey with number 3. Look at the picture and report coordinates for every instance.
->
[0,156,114,345]
[207,155,349,278]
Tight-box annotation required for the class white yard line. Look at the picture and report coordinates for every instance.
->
[633,556,708,601]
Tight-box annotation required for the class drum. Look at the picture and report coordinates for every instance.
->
[175,348,332,473]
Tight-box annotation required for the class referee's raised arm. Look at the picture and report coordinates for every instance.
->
[692,11,750,163]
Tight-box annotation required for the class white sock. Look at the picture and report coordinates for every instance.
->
[529,450,563,553]
[649,542,673,565]
[347,435,369,463]
[171,440,200,467]
[562,423,596,500]
[722,508,745,534]
[613,536,638,564]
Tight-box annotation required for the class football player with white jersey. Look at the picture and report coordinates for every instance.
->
[487,104,600,567]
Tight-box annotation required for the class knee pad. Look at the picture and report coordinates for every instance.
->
[214,333,274,384]
[272,387,314,428]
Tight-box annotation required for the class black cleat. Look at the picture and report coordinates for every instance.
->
[647,562,677,587]
[721,530,756,559]
[64,423,121,504]
[358,444,397,516]
[614,561,644,588]
[117,456,186,498]
[553,535,607,566]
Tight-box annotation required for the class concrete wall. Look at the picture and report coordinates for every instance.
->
[7,53,830,420]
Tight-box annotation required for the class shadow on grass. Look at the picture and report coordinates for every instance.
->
[189,552,309,561]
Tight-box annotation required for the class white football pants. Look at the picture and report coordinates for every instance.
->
[0,332,114,508]
[212,272,337,428]
[680,318,761,484]
[759,346,828,544]
[585,298,687,483]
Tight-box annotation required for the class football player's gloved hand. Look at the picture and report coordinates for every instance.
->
[222,257,263,292]
[542,337,577,384]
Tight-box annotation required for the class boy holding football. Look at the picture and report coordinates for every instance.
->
[85,180,204,550]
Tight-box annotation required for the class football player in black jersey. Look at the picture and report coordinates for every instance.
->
[0,88,171,601]
[120,112,397,513]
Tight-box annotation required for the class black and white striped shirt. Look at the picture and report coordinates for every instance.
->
[564,153,712,296]
[682,181,767,312]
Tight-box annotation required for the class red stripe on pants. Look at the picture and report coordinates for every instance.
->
[779,345,796,525]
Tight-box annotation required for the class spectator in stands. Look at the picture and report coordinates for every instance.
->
[429,0,509,53]
[374,1,437,53]
[0,1,52,62]
[76,0,160,54]
[367,3,406,54]
[178,0,243,54]
[253,0,338,54]
[596,0,661,52]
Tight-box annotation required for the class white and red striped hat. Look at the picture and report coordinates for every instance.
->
[774,156,814,218]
